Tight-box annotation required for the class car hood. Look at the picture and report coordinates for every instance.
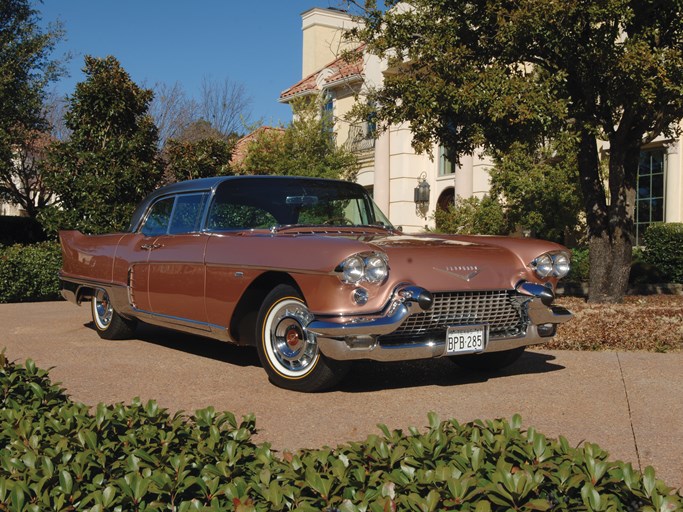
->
[365,234,533,291]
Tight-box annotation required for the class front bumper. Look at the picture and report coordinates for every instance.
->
[307,282,572,362]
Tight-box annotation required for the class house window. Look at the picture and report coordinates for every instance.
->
[635,148,666,245]
[439,146,456,176]
[321,93,334,140]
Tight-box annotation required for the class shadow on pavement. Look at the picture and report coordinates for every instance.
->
[337,351,564,393]
[84,321,261,368]
[85,321,563,391]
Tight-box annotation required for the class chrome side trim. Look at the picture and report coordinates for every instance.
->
[131,308,232,342]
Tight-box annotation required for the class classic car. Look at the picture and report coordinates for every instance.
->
[59,175,572,391]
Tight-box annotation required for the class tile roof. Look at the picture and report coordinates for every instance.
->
[279,45,365,101]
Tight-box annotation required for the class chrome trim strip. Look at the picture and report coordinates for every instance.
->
[307,285,432,337]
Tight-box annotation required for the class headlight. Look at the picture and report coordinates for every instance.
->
[532,252,571,279]
[338,252,389,284]
[552,252,571,278]
[341,255,364,284]
[533,254,554,278]
[365,254,388,283]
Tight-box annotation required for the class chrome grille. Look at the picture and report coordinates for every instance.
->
[382,290,525,342]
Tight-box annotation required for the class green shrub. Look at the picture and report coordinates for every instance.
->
[643,223,683,283]
[565,247,589,283]
[0,354,680,511]
[0,241,62,303]
[564,246,672,286]
[433,195,507,235]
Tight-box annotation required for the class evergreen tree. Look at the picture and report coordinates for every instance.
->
[41,56,163,234]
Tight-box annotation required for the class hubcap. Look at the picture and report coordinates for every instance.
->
[94,289,113,328]
[267,300,318,375]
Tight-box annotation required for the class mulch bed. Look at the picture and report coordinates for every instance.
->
[542,295,683,352]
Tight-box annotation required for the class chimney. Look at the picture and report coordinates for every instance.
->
[301,8,358,78]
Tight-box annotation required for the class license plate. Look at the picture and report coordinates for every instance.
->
[445,325,488,355]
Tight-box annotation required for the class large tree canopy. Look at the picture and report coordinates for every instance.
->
[41,56,162,234]
[0,0,63,216]
[349,0,683,302]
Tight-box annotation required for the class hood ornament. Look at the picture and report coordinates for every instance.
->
[435,265,481,281]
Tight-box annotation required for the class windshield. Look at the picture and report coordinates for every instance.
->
[206,177,393,231]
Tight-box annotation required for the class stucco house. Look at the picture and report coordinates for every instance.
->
[279,7,683,242]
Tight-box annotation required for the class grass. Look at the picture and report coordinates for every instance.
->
[545,295,683,352]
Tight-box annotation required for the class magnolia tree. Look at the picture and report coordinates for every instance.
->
[348,0,683,303]
[41,56,163,234]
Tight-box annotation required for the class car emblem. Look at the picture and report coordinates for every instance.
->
[435,265,481,281]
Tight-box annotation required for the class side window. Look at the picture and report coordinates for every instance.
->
[168,193,208,234]
[141,197,174,237]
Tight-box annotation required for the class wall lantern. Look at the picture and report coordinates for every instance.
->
[414,172,430,208]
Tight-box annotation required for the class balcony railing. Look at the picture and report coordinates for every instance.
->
[343,123,376,153]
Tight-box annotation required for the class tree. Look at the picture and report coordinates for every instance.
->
[241,99,358,180]
[349,0,683,303]
[149,81,197,148]
[41,56,163,234]
[165,137,235,182]
[198,76,252,137]
[0,0,63,217]
[2,130,56,218]
[488,135,584,244]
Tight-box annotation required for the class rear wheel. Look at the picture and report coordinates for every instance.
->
[91,288,136,340]
[256,285,349,392]
[450,347,525,372]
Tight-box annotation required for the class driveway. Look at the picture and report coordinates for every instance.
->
[1,301,681,489]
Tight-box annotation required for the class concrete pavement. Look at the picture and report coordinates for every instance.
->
[1,300,681,490]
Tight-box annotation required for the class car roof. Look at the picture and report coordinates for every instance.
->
[127,175,359,232]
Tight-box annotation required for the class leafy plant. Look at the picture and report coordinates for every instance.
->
[240,98,358,180]
[0,355,680,510]
[642,223,683,283]
[0,241,61,303]
[39,55,163,235]
[433,195,507,235]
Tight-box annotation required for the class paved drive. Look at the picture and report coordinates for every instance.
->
[1,301,681,489]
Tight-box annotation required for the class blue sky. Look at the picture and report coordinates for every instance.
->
[36,1,351,128]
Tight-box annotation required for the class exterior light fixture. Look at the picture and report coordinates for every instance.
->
[414,172,430,208]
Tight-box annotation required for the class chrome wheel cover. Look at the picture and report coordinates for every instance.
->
[93,289,114,329]
[264,299,319,377]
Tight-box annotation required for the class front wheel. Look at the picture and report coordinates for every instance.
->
[91,288,137,340]
[450,347,525,372]
[256,285,349,392]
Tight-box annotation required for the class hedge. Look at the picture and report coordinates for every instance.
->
[0,354,680,511]
[0,242,62,303]
[643,223,683,283]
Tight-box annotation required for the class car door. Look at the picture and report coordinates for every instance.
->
[146,192,211,329]
[114,196,176,313]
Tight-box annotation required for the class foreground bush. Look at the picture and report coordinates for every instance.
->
[0,241,61,303]
[0,354,680,511]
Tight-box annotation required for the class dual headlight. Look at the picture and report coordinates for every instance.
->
[337,252,389,284]
[532,252,571,279]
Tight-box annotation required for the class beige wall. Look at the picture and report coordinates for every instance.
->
[302,8,359,77]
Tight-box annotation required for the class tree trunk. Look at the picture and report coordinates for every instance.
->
[578,131,638,303]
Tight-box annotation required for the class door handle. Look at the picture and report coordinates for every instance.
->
[140,243,163,251]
